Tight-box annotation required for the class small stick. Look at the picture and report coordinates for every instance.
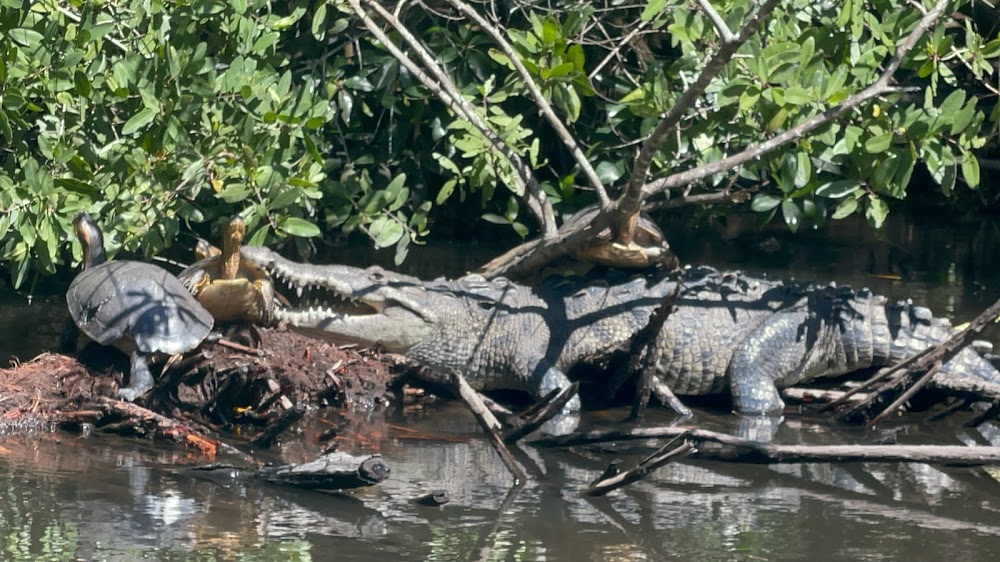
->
[868,360,945,426]
[628,273,683,421]
[250,405,305,449]
[452,373,527,484]
[651,378,692,417]
[782,387,870,405]
[503,383,579,444]
[586,438,695,496]
[214,338,266,356]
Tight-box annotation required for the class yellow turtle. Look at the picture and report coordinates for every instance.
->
[179,217,275,325]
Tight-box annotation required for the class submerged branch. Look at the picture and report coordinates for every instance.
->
[533,426,1000,466]
[452,372,527,483]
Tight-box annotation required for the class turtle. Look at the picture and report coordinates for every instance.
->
[67,212,214,401]
[178,217,275,325]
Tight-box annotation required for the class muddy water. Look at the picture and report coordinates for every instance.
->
[2,214,1000,560]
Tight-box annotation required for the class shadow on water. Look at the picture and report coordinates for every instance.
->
[3,213,1000,559]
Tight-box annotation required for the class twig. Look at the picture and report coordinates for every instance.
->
[782,386,870,406]
[213,338,266,356]
[451,372,527,483]
[836,294,1000,424]
[651,378,693,416]
[695,0,734,42]
[249,404,305,449]
[639,0,951,200]
[586,438,695,496]
[503,382,579,444]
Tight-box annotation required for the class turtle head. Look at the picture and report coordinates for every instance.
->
[73,212,107,269]
[221,217,247,279]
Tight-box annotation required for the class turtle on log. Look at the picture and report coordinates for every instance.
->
[66,213,214,401]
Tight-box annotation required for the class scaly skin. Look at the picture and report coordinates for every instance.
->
[241,246,1000,414]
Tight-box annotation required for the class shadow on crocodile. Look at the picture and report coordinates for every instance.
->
[239,246,1000,417]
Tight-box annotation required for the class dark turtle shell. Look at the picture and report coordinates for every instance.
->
[67,256,213,355]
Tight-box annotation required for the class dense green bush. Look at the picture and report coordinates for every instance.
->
[0,0,997,287]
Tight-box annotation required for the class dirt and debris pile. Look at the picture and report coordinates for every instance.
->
[0,327,413,440]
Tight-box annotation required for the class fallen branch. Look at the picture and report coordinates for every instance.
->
[96,397,220,457]
[628,271,684,420]
[586,438,695,496]
[503,382,579,444]
[532,426,1000,467]
[452,372,527,483]
[834,294,1000,425]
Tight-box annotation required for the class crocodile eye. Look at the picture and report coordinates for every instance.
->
[370,271,385,282]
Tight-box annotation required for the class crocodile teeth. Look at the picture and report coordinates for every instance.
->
[296,285,304,298]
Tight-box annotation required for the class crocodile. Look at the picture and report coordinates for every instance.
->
[240,246,1000,415]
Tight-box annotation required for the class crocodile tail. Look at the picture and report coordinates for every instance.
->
[885,299,1000,384]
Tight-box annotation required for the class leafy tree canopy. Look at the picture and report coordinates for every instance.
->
[0,0,997,286]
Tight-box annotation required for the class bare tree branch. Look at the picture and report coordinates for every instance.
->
[640,0,949,199]
[444,0,611,209]
[614,0,781,243]
[695,0,734,42]
[478,0,950,278]
[346,0,558,235]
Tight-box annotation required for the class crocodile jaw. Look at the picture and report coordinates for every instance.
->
[240,246,434,351]
[273,305,433,352]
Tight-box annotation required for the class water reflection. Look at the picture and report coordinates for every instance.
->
[2,406,1000,560]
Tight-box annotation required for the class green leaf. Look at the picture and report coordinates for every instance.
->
[595,161,623,185]
[751,194,782,212]
[640,0,666,22]
[481,213,509,225]
[9,28,43,48]
[815,180,859,198]
[312,3,328,40]
[781,199,801,232]
[369,216,404,248]
[279,217,321,237]
[794,152,811,187]
[865,197,889,227]
[783,86,812,105]
[961,151,980,189]
[831,197,859,219]
[121,107,158,135]
[864,133,892,154]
